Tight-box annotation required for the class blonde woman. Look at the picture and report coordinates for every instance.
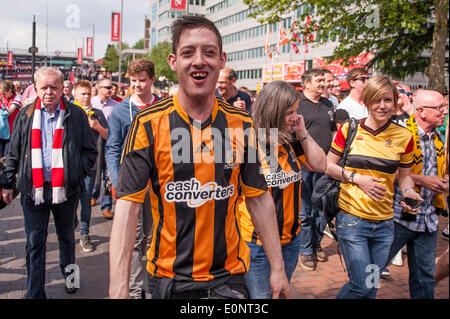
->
[326,76,423,299]
[238,81,326,298]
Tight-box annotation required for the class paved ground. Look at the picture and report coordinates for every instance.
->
[0,195,448,299]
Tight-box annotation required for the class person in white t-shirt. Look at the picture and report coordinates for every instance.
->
[336,68,370,120]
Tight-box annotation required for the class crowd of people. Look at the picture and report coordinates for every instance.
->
[0,15,448,300]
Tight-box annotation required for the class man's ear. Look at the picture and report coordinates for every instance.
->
[168,53,177,71]
[220,51,227,70]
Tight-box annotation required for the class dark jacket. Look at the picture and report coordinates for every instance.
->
[1,98,98,201]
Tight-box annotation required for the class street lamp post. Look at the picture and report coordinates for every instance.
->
[90,24,95,82]
[6,41,9,79]
[72,37,77,53]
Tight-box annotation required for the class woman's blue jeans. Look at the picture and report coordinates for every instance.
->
[245,234,301,299]
[335,212,394,299]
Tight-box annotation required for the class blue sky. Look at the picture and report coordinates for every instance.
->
[0,0,150,60]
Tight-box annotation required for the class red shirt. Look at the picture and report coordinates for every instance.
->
[0,94,22,134]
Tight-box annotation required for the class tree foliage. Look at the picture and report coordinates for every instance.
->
[243,0,448,89]
[145,41,177,82]
[103,42,129,72]
[133,39,145,49]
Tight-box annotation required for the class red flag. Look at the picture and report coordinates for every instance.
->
[111,12,120,42]
[291,42,300,54]
[304,16,312,54]
[265,25,273,59]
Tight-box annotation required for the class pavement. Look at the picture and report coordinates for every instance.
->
[0,195,448,299]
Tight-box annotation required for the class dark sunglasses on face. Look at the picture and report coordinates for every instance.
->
[101,86,113,90]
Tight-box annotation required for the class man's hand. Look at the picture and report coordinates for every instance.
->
[245,192,291,299]
[88,117,101,131]
[418,175,449,194]
[270,268,291,299]
[2,189,14,205]
[233,97,246,109]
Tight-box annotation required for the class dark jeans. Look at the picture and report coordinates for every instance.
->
[385,222,438,299]
[79,170,96,235]
[0,138,9,157]
[92,168,112,211]
[299,169,326,256]
[21,184,79,299]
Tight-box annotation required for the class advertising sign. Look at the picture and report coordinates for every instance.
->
[111,12,121,42]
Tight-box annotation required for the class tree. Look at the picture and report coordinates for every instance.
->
[103,42,129,72]
[243,0,449,91]
[145,41,177,83]
[133,39,145,50]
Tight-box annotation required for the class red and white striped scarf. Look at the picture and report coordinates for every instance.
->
[31,97,66,205]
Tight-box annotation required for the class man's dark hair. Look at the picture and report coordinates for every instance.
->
[346,67,368,83]
[301,68,324,84]
[171,16,222,54]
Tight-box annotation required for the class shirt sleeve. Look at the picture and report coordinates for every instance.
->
[399,135,414,168]
[329,121,348,157]
[291,139,306,164]
[239,123,268,197]
[114,116,152,203]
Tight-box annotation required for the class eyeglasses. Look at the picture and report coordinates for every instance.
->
[101,86,113,90]
[420,105,446,112]
[354,77,370,83]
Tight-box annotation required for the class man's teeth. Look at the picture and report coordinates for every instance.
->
[192,72,207,79]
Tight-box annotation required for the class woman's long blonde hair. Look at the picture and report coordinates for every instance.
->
[252,81,299,145]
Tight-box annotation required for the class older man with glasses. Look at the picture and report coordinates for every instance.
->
[91,78,117,219]
[383,89,449,299]
[336,67,370,121]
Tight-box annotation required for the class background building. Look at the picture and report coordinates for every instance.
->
[149,0,448,92]
[150,0,206,47]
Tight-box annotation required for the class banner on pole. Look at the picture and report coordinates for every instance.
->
[77,48,83,64]
[7,51,13,66]
[86,37,93,57]
[111,12,121,42]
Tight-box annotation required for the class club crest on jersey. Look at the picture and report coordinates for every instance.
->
[164,178,235,208]
[385,138,393,148]
[224,151,239,169]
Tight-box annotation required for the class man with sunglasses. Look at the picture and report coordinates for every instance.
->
[336,68,369,121]
[391,83,414,128]
[91,78,118,219]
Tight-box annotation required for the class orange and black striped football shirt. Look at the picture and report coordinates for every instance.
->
[330,119,414,220]
[238,141,306,246]
[115,95,267,281]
